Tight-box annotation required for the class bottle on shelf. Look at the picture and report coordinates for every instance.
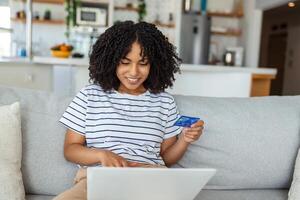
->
[43,9,51,20]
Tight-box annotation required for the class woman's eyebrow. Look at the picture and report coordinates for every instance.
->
[122,57,131,61]
[139,57,148,62]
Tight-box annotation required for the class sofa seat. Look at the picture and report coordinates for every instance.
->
[26,195,54,200]
[26,189,288,200]
[196,189,288,200]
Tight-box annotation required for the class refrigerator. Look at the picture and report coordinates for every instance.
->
[179,13,211,65]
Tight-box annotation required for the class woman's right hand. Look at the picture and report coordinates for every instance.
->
[128,162,166,168]
[98,150,129,167]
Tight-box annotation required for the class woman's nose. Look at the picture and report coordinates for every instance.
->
[129,64,138,76]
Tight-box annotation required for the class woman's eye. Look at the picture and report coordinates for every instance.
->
[121,61,130,65]
[140,62,148,66]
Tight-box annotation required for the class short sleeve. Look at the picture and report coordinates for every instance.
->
[164,98,183,139]
[59,88,88,136]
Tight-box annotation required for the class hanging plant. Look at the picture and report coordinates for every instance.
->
[65,0,81,39]
[137,0,146,22]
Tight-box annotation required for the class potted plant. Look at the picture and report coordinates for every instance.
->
[137,0,146,22]
[65,0,80,39]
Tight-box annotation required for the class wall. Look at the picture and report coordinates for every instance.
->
[242,0,262,68]
[113,0,177,44]
[7,0,264,68]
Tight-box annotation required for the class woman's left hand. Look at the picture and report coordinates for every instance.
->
[180,120,204,143]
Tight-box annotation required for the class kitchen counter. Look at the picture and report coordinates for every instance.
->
[1,56,277,75]
[33,56,90,66]
[180,64,276,75]
[0,56,277,97]
[0,56,90,66]
[0,57,32,64]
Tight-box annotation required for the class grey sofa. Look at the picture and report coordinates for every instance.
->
[1,85,299,200]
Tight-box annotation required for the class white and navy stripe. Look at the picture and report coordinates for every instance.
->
[59,84,182,166]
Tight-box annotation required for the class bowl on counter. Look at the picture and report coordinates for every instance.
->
[51,50,71,58]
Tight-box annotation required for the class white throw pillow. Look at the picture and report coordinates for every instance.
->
[289,148,300,200]
[0,102,25,200]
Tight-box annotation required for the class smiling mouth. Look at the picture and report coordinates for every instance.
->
[126,77,139,84]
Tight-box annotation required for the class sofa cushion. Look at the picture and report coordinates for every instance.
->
[26,195,54,200]
[0,86,77,196]
[0,102,25,200]
[195,189,288,200]
[288,148,300,199]
[173,95,300,189]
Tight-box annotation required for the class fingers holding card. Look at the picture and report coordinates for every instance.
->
[173,115,200,127]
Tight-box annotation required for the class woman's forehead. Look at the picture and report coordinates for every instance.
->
[124,42,149,59]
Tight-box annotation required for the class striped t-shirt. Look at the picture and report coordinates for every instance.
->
[59,84,182,166]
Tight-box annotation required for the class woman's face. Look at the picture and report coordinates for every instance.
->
[116,41,150,95]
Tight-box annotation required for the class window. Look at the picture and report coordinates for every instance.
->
[0,6,11,57]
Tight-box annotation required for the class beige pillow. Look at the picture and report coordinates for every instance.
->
[0,102,25,200]
[289,149,300,200]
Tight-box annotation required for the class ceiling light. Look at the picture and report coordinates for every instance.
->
[288,2,296,8]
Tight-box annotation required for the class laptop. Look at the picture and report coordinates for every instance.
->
[87,167,216,200]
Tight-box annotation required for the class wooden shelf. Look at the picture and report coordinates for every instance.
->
[211,30,242,37]
[208,11,243,18]
[16,0,64,4]
[11,18,64,25]
[114,6,139,12]
[33,0,64,4]
[194,11,243,18]
[153,21,175,28]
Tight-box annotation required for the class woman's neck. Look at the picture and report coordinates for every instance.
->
[118,86,146,95]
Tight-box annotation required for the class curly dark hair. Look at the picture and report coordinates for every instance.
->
[89,21,181,94]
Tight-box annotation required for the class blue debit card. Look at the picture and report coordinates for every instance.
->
[173,115,200,127]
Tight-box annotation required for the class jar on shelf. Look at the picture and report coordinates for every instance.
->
[234,0,244,15]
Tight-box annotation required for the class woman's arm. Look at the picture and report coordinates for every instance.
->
[64,129,129,167]
[160,135,188,167]
[161,120,204,167]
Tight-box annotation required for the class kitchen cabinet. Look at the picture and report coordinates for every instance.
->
[251,74,276,96]
[166,64,277,97]
[0,60,53,91]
